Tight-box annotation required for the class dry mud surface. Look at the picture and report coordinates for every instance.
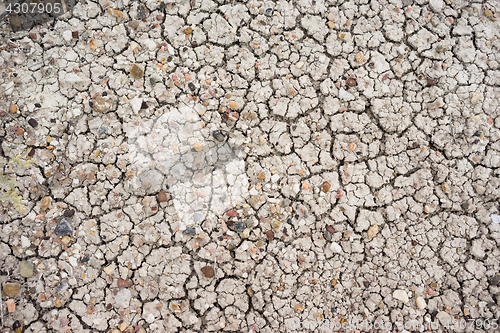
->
[0,0,500,332]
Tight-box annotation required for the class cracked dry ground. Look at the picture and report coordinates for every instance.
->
[1,0,500,332]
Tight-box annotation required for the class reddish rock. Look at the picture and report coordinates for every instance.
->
[326,225,335,233]
[117,278,133,288]
[226,210,238,217]
[266,230,274,241]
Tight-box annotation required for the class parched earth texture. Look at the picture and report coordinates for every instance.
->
[0,0,500,332]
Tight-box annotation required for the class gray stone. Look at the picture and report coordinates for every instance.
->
[20,260,34,278]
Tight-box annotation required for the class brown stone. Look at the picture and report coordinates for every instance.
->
[201,266,214,278]
[346,78,356,87]
[257,172,265,180]
[321,182,331,193]
[326,225,335,233]
[9,104,17,114]
[130,64,144,79]
[6,299,15,313]
[117,278,133,288]
[157,191,168,202]
[266,230,274,241]
[3,283,20,297]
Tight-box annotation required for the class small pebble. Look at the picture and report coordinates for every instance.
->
[427,77,439,85]
[183,228,195,236]
[157,191,168,202]
[201,266,214,278]
[194,142,204,151]
[321,182,331,193]
[393,290,409,303]
[355,51,365,63]
[28,118,38,128]
[54,217,73,237]
[490,273,500,286]
[10,104,17,114]
[141,101,148,109]
[326,225,335,233]
[234,222,246,232]
[213,130,226,142]
[188,82,196,91]
[266,230,274,241]
[430,282,439,289]
[97,126,107,135]
[257,173,265,180]
[416,297,427,309]
[12,320,21,330]
[346,78,356,87]
[117,278,133,288]
[40,196,51,211]
[10,16,22,28]
[64,209,75,217]
[20,260,34,278]
[3,283,20,297]
[6,299,15,313]
[368,225,379,238]
[228,101,238,109]
[226,210,237,217]
[130,64,144,79]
